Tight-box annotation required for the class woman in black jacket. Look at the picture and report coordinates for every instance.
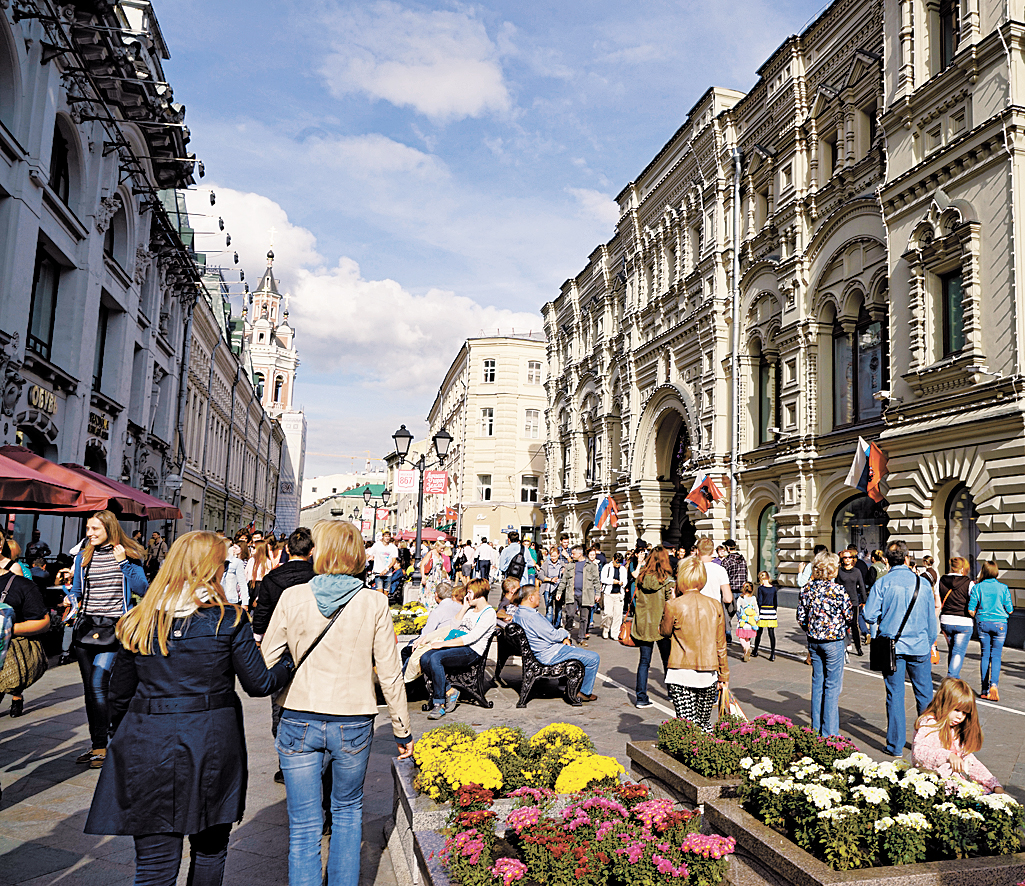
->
[85,531,293,886]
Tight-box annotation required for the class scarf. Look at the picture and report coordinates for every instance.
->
[310,573,364,618]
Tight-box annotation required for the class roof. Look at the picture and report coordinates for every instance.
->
[255,249,279,295]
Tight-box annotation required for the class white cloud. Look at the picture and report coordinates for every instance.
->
[320,2,512,122]
[567,187,619,227]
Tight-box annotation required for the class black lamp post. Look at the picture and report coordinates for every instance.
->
[362,485,391,541]
[392,424,453,583]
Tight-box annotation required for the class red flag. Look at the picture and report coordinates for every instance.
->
[445,506,458,521]
[685,473,724,514]
[867,442,889,503]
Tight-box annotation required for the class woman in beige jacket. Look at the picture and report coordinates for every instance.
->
[660,556,729,732]
[262,520,412,886]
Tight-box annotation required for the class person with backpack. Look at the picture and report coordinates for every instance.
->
[0,532,51,720]
[498,531,535,583]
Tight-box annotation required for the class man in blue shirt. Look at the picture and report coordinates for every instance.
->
[513,584,599,702]
[864,539,939,757]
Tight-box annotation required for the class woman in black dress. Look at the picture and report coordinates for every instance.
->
[85,531,292,886]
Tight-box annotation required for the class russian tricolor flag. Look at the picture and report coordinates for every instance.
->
[844,437,889,503]
[595,494,619,529]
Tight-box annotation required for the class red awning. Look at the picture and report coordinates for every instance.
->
[393,527,449,542]
[0,446,118,513]
[59,465,182,520]
[0,453,84,510]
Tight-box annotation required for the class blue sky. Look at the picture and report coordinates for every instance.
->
[161,0,826,477]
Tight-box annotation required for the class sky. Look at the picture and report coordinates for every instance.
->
[159,0,827,478]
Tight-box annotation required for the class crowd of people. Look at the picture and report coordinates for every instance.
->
[0,516,1014,884]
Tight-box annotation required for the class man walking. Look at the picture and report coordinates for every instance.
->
[555,545,599,646]
[498,530,535,581]
[600,554,628,639]
[475,537,496,582]
[864,539,938,757]
[720,539,747,644]
[514,584,599,703]
[540,546,565,626]
[369,530,400,595]
[145,531,167,580]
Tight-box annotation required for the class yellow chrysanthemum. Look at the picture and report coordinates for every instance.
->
[529,722,592,751]
[554,753,625,793]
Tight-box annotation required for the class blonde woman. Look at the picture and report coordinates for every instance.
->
[246,540,273,612]
[84,531,292,886]
[262,520,412,886]
[67,510,147,768]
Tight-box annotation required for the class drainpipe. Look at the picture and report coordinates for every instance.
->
[730,148,743,539]
[198,336,221,530]
[170,295,196,542]
[222,364,241,531]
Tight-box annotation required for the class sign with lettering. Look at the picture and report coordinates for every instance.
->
[27,384,56,415]
[396,469,417,492]
[279,481,295,495]
[87,412,110,439]
[424,471,448,495]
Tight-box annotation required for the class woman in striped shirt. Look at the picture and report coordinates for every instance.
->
[68,511,148,768]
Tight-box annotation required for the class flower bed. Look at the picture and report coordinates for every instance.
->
[738,751,1023,869]
[439,782,735,886]
[393,602,428,636]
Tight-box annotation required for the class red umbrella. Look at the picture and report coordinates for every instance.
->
[0,453,83,509]
[59,465,182,520]
[0,446,137,514]
[393,527,448,542]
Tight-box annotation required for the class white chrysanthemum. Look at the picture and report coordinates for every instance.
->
[895,812,930,831]
[749,757,774,779]
[834,752,873,771]
[740,757,754,770]
[979,792,1021,814]
[874,762,903,784]
[852,785,889,805]
[874,816,895,832]
[803,784,843,810]
[818,804,860,821]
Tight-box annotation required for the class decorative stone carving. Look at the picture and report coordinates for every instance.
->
[134,246,152,285]
[95,195,122,234]
[0,332,25,419]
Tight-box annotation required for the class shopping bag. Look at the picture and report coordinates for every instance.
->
[930,643,939,665]
[718,686,747,722]
[618,615,636,647]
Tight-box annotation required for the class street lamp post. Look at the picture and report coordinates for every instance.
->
[392,424,452,584]
[362,486,391,541]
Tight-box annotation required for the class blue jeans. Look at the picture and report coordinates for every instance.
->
[547,645,600,695]
[808,639,845,738]
[277,714,375,886]
[978,620,1008,691]
[882,653,933,755]
[133,824,231,886]
[73,646,117,750]
[635,638,670,704]
[943,623,973,679]
[419,646,480,704]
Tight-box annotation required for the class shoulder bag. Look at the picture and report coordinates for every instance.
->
[0,573,48,693]
[869,575,921,676]
[72,560,121,651]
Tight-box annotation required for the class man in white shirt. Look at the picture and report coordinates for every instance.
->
[600,554,629,640]
[475,537,497,581]
[369,531,400,593]
[695,537,733,638]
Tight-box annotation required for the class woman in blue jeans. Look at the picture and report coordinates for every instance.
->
[796,553,852,738]
[969,560,1013,702]
[262,520,413,886]
[938,557,974,678]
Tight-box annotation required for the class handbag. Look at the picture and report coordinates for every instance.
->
[869,576,921,676]
[618,614,636,647]
[72,561,122,651]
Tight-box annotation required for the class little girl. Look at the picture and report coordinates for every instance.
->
[912,677,1003,792]
[752,570,778,661]
[736,582,759,662]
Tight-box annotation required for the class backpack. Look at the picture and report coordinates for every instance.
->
[507,546,526,579]
[0,575,18,670]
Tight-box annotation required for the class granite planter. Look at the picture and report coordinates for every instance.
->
[627,740,741,808]
[414,830,453,886]
[703,797,1025,886]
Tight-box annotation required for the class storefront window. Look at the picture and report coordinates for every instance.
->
[945,484,979,578]
[832,495,889,557]
[757,504,778,577]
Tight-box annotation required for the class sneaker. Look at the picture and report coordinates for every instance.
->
[76,749,102,765]
[635,700,654,709]
[751,649,759,658]
[444,688,460,713]
[273,770,285,785]
[427,706,447,720]
[88,750,107,769]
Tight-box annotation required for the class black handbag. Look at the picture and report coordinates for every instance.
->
[869,576,920,676]
[72,561,122,651]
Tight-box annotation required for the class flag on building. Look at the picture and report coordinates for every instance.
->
[844,437,889,503]
[685,473,724,514]
[445,506,458,522]
[595,494,619,529]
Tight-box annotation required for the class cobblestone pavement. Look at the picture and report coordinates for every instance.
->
[2,618,1024,884]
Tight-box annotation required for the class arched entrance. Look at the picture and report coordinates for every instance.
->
[945,484,979,577]
[832,495,889,557]
[757,504,778,576]
[658,417,694,549]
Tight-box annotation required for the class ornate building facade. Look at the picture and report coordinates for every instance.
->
[544,0,1025,612]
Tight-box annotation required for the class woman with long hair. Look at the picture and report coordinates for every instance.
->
[632,544,675,709]
[0,530,50,719]
[246,540,272,612]
[262,520,412,886]
[85,531,293,885]
[969,560,1013,701]
[66,510,147,768]
[938,556,973,679]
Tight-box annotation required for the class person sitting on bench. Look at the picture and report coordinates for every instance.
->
[513,584,599,703]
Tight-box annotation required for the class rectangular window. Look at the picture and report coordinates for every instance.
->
[940,0,960,70]
[527,361,542,384]
[942,271,965,355]
[480,407,494,436]
[524,408,540,439]
[93,304,109,392]
[758,357,774,444]
[482,359,496,383]
[857,321,885,421]
[833,329,854,426]
[27,250,60,361]
[520,475,539,503]
[477,474,492,501]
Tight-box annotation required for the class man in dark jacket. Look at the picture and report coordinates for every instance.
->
[251,527,315,641]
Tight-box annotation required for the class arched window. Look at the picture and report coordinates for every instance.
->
[49,122,71,205]
[945,483,979,578]
[832,495,889,556]
[254,372,265,399]
[833,306,887,427]
[757,504,779,576]
[104,203,129,268]
[273,375,284,402]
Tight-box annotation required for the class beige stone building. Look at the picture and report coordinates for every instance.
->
[424,334,547,545]
[543,0,1025,622]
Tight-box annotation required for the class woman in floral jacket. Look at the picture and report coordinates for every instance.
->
[796,552,852,739]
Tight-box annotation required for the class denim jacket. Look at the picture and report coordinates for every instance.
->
[69,549,148,613]
[864,565,938,656]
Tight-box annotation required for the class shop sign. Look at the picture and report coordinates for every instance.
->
[27,384,56,415]
[87,412,110,439]
[396,469,417,491]
[424,471,448,494]
[279,481,295,495]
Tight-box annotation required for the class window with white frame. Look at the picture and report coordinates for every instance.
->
[482,359,496,383]
[480,407,494,436]
[527,361,542,384]
[524,408,540,439]
[520,475,538,503]
[477,474,492,501]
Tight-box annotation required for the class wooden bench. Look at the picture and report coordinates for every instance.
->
[420,630,496,711]
[501,623,585,708]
